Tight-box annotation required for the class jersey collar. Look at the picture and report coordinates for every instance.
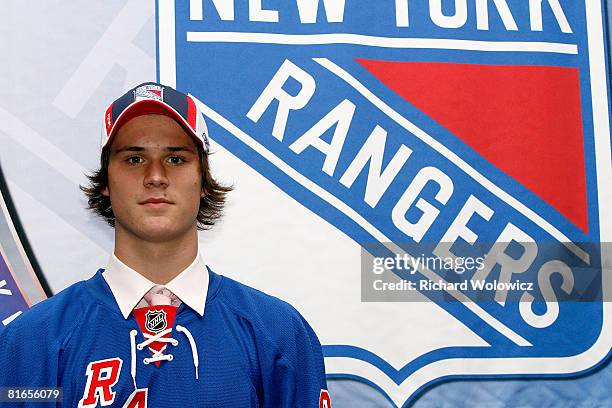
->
[102,251,209,319]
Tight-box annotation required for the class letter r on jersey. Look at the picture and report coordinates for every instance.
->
[78,357,123,407]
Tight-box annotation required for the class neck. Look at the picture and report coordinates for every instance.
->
[113,227,199,285]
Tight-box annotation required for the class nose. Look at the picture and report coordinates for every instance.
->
[143,160,169,189]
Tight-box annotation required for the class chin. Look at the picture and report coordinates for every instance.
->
[139,229,179,242]
[125,219,194,243]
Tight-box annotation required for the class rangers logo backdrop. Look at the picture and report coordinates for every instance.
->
[0,1,611,407]
[158,0,611,406]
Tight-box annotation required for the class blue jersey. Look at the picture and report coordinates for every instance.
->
[0,268,330,407]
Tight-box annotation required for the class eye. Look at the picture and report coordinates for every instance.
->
[126,156,144,165]
[167,156,186,165]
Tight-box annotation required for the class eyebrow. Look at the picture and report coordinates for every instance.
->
[112,146,197,154]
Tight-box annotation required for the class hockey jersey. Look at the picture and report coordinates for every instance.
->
[0,267,330,407]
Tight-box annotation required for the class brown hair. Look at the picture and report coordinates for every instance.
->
[80,142,232,230]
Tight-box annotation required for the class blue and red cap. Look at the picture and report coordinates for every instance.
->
[101,82,210,153]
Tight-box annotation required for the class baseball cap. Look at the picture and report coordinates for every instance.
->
[101,82,210,153]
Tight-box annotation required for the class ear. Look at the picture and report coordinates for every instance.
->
[200,188,208,198]
[101,186,110,197]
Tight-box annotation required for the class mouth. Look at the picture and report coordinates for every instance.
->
[140,198,173,207]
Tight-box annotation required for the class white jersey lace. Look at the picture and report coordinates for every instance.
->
[129,325,200,390]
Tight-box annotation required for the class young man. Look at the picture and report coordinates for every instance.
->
[0,82,331,407]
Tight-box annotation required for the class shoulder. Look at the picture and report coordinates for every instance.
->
[212,272,328,395]
[0,279,90,347]
[215,273,319,344]
[207,270,328,399]
[218,274,305,323]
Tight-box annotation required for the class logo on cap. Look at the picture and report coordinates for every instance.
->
[144,309,168,333]
[134,84,164,102]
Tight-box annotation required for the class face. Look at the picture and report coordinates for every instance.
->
[102,114,203,243]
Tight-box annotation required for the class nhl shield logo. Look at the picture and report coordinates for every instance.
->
[144,309,167,334]
[159,1,612,406]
